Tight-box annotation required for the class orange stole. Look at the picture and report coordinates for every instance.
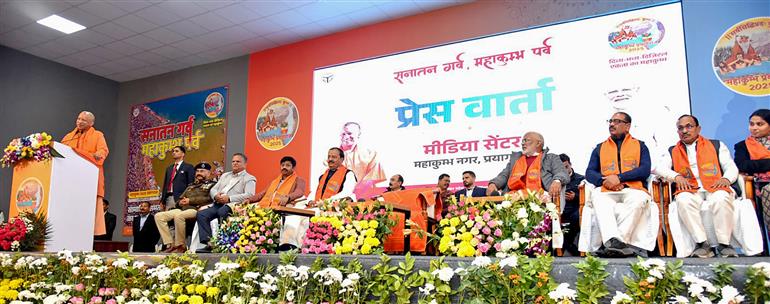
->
[314,166,349,201]
[507,154,543,191]
[599,134,644,191]
[258,174,297,208]
[745,137,770,170]
[671,136,731,195]
[381,188,435,253]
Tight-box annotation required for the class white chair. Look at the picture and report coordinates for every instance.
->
[189,218,219,252]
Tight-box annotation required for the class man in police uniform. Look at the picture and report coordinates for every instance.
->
[156,162,216,253]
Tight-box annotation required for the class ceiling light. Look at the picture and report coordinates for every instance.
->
[36,15,86,34]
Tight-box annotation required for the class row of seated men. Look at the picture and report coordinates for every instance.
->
[133,109,770,259]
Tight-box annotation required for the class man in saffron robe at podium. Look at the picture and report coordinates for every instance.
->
[281,148,357,251]
[62,111,109,235]
[487,131,568,199]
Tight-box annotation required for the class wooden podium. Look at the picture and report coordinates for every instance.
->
[8,142,99,252]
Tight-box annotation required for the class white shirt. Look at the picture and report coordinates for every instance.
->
[139,214,149,230]
[655,139,739,187]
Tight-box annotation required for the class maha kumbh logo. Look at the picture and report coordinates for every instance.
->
[712,17,770,97]
[608,17,665,52]
[204,92,225,118]
[256,97,299,151]
[15,177,44,214]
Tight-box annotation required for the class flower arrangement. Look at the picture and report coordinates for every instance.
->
[435,190,557,257]
[0,211,50,251]
[301,215,342,254]
[301,199,396,255]
[1,132,60,167]
[233,204,281,254]
[212,204,282,254]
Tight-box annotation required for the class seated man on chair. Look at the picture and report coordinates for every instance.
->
[282,147,357,251]
[156,162,216,253]
[196,153,256,253]
[384,174,405,193]
[487,131,568,199]
[584,112,652,258]
[655,115,739,258]
[455,171,486,200]
[249,156,307,208]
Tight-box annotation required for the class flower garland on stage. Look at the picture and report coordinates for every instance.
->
[0,252,767,304]
[1,132,60,167]
[300,199,397,255]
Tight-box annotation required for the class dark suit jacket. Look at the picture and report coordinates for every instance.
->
[94,212,117,241]
[455,187,487,200]
[160,162,195,203]
[132,214,160,252]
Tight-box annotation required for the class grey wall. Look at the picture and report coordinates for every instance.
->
[109,55,249,241]
[0,45,118,219]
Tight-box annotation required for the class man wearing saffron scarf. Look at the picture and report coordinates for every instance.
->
[487,131,568,199]
[62,111,109,236]
[584,112,652,257]
[250,156,307,208]
[284,148,357,250]
[656,115,739,258]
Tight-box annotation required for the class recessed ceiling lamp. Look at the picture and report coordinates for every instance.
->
[36,14,86,34]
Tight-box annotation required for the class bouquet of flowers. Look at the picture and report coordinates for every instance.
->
[333,201,395,255]
[301,215,342,254]
[1,132,60,167]
[234,204,281,254]
[212,216,246,253]
[0,211,50,251]
[494,190,558,257]
[436,196,503,257]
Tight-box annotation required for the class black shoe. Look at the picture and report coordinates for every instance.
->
[195,245,213,253]
[691,242,715,258]
[604,238,635,258]
[277,244,297,252]
[718,244,738,257]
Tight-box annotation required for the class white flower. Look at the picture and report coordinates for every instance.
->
[83,254,103,266]
[516,208,528,219]
[147,265,172,282]
[112,258,130,269]
[432,267,454,282]
[314,267,344,285]
[500,200,512,209]
[429,300,437,304]
[243,271,260,281]
[548,283,576,301]
[717,286,744,304]
[42,294,67,304]
[132,261,145,269]
[545,202,557,212]
[214,262,240,272]
[640,258,665,269]
[610,291,633,304]
[471,256,492,267]
[285,290,295,302]
[499,256,518,269]
[419,283,435,295]
[529,202,542,213]
[259,274,278,295]
[649,269,663,279]
[295,266,310,281]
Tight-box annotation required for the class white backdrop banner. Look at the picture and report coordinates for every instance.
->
[312,2,690,192]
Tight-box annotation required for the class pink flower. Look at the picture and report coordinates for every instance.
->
[265,220,273,226]
[482,212,491,221]
[260,248,267,254]
[267,239,274,244]
[106,300,116,304]
[70,297,84,304]
[494,242,502,251]
[89,296,103,304]
[488,221,497,228]
[98,288,105,296]
[475,222,484,230]
[75,283,85,291]
[494,228,503,237]
[458,201,465,207]
[482,227,491,235]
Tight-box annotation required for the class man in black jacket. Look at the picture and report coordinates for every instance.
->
[132,201,160,252]
[160,146,195,210]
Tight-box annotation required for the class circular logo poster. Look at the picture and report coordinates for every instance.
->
[608,17,665,52]
[204,92,225,118]
[256,97,299,151]
[15,177,44,213]
[712,17,770,97]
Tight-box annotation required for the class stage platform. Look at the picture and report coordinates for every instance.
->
[30,252,763,303]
